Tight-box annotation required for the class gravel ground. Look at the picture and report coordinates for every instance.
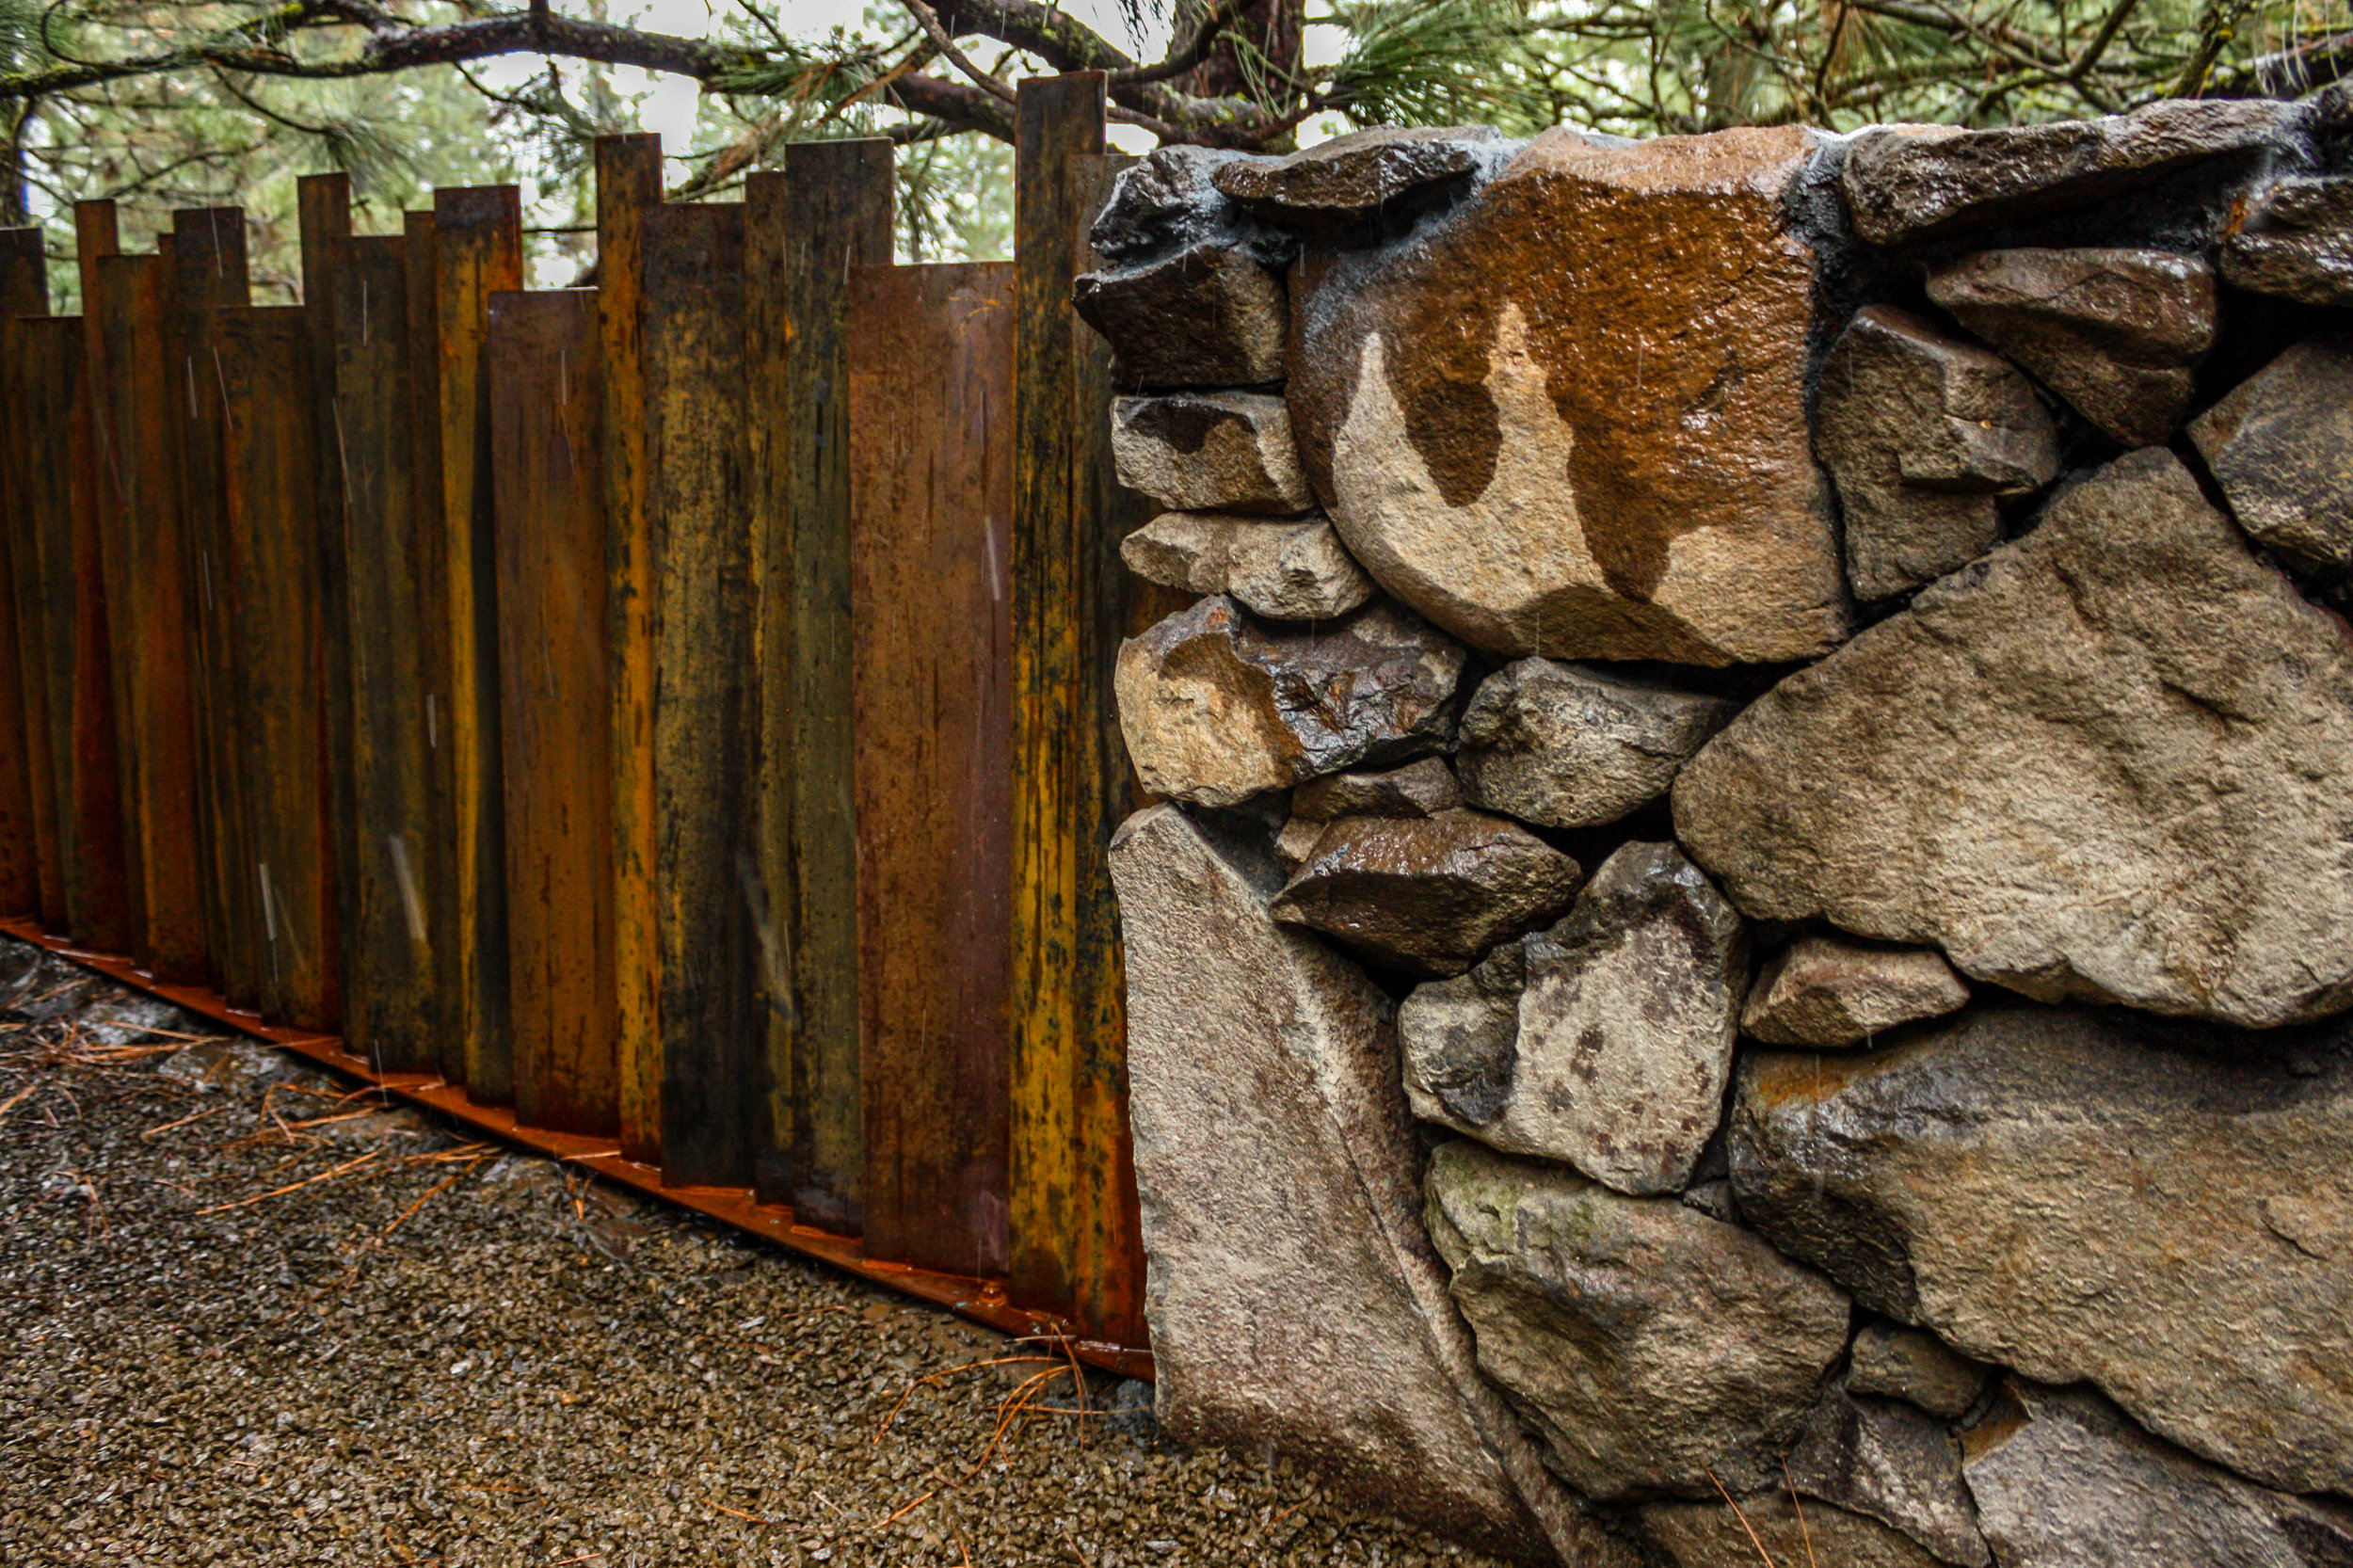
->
[0,936,1506,1568]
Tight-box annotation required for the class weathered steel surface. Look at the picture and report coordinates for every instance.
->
[489,288,618,1137]
[88,248,208,980]
[642,200,759,1189]
[431,187,521,1103]
[595,136,664,1163]
[216,306,338,1031]
[333,232,445,1074]
[3,313,74,935]
[848,260,1016,1278]
[746,141,893,1229]
[297,177,358,1023]
[0,228,49,920]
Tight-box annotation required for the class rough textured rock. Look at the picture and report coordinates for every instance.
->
[1112,392,1315,516]
[1272,814,1322,872]
[1088,144,1286,267]
[1114,595,1465,808]
[1674,449,2353,1030]
[1270,809,1582,977]
[1107,805,1634,1565]
[1730,1003,2353,1496]
[1849,1322,1992,1421]
[1925,248,2216,446]
[2220,175,2353,307]
[1639,1492,1945,1568]
[1292,756,1461,820]
[1817,306,2058,600]
[1789,1389,1987,1566]
[2188,337,2353,573]
[1425,1140,1850,1501]
[1211,126,1507,230]
[1740,934,1968,1049]
[1455,660,1738,830]
[1962,1382,2353,1568]
[1119,512,1375,620]
[1401,842,1747,1193]
[1074,244,1288,388]
[1841,101,2291,247]
[1288,125,1850,665]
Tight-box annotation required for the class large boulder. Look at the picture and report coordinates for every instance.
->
[1961,1382,2353,1567]
[1815,305,2057,600]
[1114,595,1465,808]
[2219,175,2353,307]
[1426,1140,1851,1500]
[1841,102,2292,248]
[1270,808,1583,977]
[1787,1389,1988,1566]
[1108,806,1633,1566]
[1740,934,1969,1049]
[1074,244,1288,388]
[1924,248,2215,446]
[1212,126,1510,232]
[1287,125,1850,665]
[1674,448,2353,1030]
[1401,842,1748,1194]
[1119,512,1375,620]
[2188,337,2353,574]
[1112,392,1316,515]
[1455,659,1738,830]
[1729,1003,2353,1496]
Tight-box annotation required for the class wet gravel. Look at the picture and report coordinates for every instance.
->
[0,936,1506,1567]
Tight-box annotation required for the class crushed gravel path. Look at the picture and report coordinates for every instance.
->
[0,936,1504,1568]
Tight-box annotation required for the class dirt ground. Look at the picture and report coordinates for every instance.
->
[0,936,1507,1568]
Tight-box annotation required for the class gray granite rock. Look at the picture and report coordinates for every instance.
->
[1270,808,1583,977]
[1962,1382,2353,1568]
[1119,512,1374,620]
[1426,1139,1850,1501]
[1675,449,2353,1030]
[1455,660,1739,831]
[1088,144,1284,267]
[1292,756,1460,821]
[1842,101,2291,247]
[1114,595,1465,808]
[1817,305,2057,600]
[1075,243,1288,388]
[2220,175,2353,307]
[1788,1389,1987,1566]
[1849,1322,1992,1421]
[2189,336,2353,573]
[1741,934,1969,1049]
[1112,392,1315,516]
[1926,248,2215,446]
[1639,1492,1946,1568]
[1211,126,1507,230]
[1108,805,1634,1565]
[1401,842,1747,1194]
[1731,1003,2353,1495]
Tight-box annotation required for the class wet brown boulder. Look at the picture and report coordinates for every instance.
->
[1455,659,1738,830]
[1639,1492,1945,1568]
[2188,336,2353,573]
[2219,175,2353,307]
[1788,1389,1988,1566]
[1112,392,1315,515]
[1074,243,1288,388]
[1286,125,1850,665]
[1119,511,1374,620]
[1848,1323,1991,1421]
[1291,756,1461,821]
[1211,126,1506,231]
[1740,934,1969,1049]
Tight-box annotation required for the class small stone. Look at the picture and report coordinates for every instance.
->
[1730,1003,2353,1496]
[1740,935,1968,1049]
[1425,1140,1850,1501]
[1962,1382,2353,1567]
[1113,595,1465,808]
[1842,101,2292,248]
[1401,842,1747,1194]
[1269,809,1582,977]
[1454,659,1737,831]
[1640,1492,1945,1568]
[1074,243,1288,388]
[1292,756,1461,821]
[1271,815,1323,872]
[2188,337,2353,573]
[1788,1389,1988,1567]
[1817,306,2058,600]
[2219,175,2353,307]
[1108,805,1632,1564]
[1112,392,1315,516]
[1674,449,2353,1030]
[1211,126,1506,231]
[1848,1323,1992,1421]
[1925,248,2215,447]
[1119,512,1373,621]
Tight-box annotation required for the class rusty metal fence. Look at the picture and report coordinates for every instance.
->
[0,72,1169,1375]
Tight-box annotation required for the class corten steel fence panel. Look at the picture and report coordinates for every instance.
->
[333,232,447,1076]
[489,287,620,1138]
[0,231,57,927]
[848,260,1017,1281]
[216,306,339,1032]
[8,315,88,941]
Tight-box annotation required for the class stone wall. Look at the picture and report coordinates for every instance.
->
[1082,97,2353,1567]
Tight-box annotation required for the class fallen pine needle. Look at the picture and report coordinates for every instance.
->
[197,1148,387,1215]
[383,1166,477,1235]
[141,1107,221,1138]
[872,1488,936,1530]
[1708,1464,1779,1568]
[702,1496,789,1526]
[874,1354,1059,1444]
[0,1082,36,1122]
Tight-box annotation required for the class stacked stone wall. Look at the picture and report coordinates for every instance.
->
[1083,94,2353,1566]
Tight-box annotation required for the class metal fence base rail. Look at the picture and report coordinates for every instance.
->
[1,915,1153,1381]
